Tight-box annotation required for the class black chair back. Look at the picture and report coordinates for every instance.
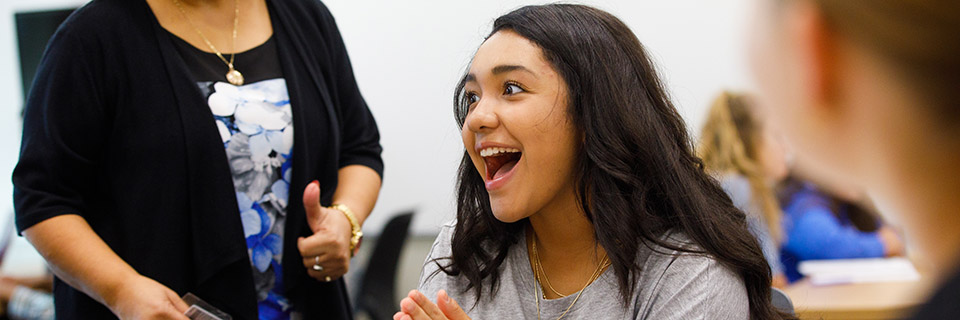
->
[355,212,414,320]
[771,287,796,316]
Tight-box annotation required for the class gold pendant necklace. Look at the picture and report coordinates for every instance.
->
[173,0,244,86]
[226,68,243,86]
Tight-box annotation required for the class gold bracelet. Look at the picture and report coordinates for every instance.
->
[330,203,363,257]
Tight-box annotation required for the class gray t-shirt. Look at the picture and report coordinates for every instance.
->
[418,222,750,319]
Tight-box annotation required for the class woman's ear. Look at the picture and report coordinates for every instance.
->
[786,0,840,108]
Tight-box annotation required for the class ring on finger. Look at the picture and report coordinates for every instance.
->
[312,256,324,271]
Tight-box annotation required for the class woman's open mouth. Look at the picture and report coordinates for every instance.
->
[480,147,522,190]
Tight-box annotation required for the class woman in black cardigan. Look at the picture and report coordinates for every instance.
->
[13,0,382,319]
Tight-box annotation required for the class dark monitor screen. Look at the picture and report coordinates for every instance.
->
[15,8,76,103]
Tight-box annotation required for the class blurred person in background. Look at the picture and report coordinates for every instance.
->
[698,91,791,288]
[750,0,960,317]
[0,215,53,320]
[0,274,53,320]
[777,173,904,282]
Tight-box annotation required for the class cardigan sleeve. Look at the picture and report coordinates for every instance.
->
[12,22,108,234]
[316,2,384,178]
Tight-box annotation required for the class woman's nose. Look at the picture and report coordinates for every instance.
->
[464,98,499,133]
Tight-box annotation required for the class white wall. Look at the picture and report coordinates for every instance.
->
[0,0,756,254]
[0,0,87,204]
[0,0,88,274]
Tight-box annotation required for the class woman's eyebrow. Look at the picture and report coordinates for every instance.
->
[491,65,537,77]
[464,64,538,84]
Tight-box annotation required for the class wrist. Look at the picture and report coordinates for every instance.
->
[98,271,139,309]
[329,203,363,257]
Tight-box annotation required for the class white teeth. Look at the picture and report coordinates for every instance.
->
[479,147,521,157]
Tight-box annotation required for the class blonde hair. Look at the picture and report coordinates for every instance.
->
[697,92,783,243]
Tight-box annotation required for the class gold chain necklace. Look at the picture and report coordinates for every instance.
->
[172,0,244,86]
[531,233,611,320]
[531,235,568,298]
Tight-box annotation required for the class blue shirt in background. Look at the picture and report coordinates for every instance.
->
[779,183,885,282]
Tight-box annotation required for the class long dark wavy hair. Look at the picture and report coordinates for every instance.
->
[436,4,787,319]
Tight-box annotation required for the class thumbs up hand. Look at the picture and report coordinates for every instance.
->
[302,181,327,233]
[297,181,354,282]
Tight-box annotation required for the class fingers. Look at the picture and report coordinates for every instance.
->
[437,290,470,320]
[156,283,189,319]
[297,236,350,281]
[154,301,189,320]
[300,253,347,275]
[303,251,349,271]
[165,289,190,313]
[410,290,446,319]
[299,254,348,281]
[400,294,436,320]
[162,309,191,320]
[306,265,347,281]
[395,290,458,320]
[297,208,353,283]
[296,231,345,260]
[302,181,326,233]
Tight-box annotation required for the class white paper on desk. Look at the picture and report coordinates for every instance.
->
[798,257,920,286]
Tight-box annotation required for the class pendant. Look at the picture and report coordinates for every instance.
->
[226,68,244,86]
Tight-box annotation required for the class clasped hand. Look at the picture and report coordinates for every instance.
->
[394,289,471,320]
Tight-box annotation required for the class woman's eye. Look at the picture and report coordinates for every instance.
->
[466,92,480,105]
[504,83,524,95]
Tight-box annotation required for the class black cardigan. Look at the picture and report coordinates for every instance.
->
[12,0,383,319]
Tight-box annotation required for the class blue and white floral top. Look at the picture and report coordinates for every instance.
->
[172,33,294,319]
[212,79,293,319]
